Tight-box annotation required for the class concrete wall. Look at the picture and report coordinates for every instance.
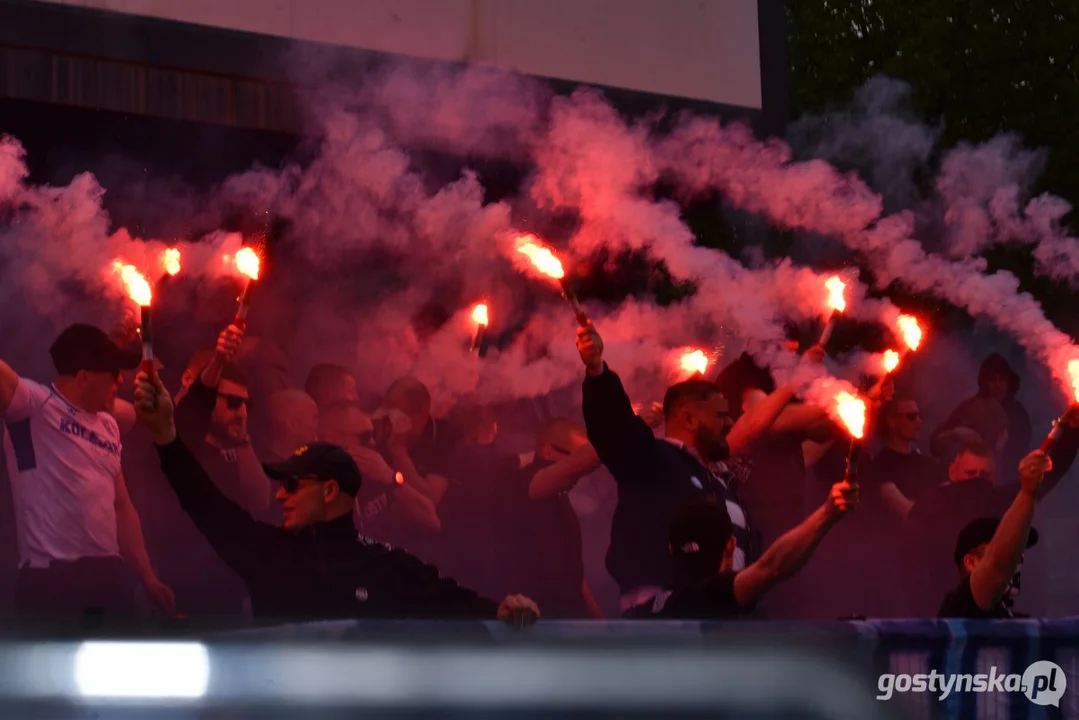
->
[31,0,763,109]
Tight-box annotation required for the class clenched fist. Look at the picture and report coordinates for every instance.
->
[215,324,245,362]
[134,372,177,445]
[827,479,858,518]
[1018,450,1051,496]
[576,322,604,376]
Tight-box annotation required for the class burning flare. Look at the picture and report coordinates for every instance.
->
[115,263,152,307]
[163,248,182,277]
[825,276,847,313]
[896,314,922,352]
[834,391,867,439]
[882,350,900,374]
[680,349,709,376]
[517,236,566,279]
[1070,359,1079,402]
[235,247,261,280]
[472,303,490,327]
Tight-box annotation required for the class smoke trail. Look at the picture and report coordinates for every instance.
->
[788,76,1079,285]
[658,113,1079,401]
[788,76,939,213]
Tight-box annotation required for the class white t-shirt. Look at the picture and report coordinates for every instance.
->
[1,378,122,567]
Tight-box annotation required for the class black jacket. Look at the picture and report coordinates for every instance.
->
[155,437,500,621]
[582,365,747,593]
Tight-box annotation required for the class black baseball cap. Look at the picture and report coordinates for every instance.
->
[50,324,141,376]
[263,442,362,496]
[953,517,1040,565]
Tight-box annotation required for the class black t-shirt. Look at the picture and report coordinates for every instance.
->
[863,447,945,505]
[374,418,463,563]
[938,575,1011,619]
[623,571,743,619]
[503,460,587,619]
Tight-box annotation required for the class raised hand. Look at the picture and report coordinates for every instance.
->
[1018,450,1051,496]
[576,322,604,376]
[827,479,858,518]
[216,324,245,362]
[133,372,176,444]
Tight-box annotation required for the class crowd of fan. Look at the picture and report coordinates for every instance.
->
[0,311,1073,628]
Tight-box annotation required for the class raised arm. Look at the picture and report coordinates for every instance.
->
[733,479,857,608]
[577,324,658,481]
[968,451,1047,611]
[134,372,285,582]
[528,442,601,500]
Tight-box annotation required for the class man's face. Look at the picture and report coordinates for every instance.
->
[949,450,996,483]
[688,394,733,463]
[986,374,1010,402]
[333,375,360,405]
[320,408,375,458]
[888,400,922,443]
[80,369,122,413]
[275,476,330,531]
[211,379,249,443]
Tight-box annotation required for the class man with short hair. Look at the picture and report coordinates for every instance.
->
[864,398,945,520]
[576,323,808,611]
[910,426,1079,615]
[0,324,173,619]
[304,364,359,410]
[939,450,1049,618]
[624,478,857,619]
[318,400,440,535]
[133,373,538,622]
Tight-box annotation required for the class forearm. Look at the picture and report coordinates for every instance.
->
[582,365,654,468]
[528,444,601,499]
[116,499,156,584]
[727,386,795,455]
[199,353,227,389]
[229,444,272,514]
[754,504,835,582]
[174,379,216,442]
[388,447,446,504]
[982,490,1036,576]
[391,485,442,532]
[879,482,914,520]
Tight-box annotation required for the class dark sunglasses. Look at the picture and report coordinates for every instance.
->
[902,411,920,421]
[279,474,319,494]
[218,393,248,411]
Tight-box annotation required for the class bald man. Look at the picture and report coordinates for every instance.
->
[319,401,440,536]
[265,390,319,464]
[305,364,359,410]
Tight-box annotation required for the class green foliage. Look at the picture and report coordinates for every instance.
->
[788,0,1079,334]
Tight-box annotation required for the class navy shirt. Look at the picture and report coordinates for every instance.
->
[582,366,753,593]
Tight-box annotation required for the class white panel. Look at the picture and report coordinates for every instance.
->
[30,0,762,108]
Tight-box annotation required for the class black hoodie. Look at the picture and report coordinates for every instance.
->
[155,437,499,622]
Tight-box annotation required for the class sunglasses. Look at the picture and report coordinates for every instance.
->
[279,474,319,494]
[219,393,248,411]
[902,411,920,421]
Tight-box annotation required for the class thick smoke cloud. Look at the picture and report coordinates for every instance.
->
[789,77,1079,287]
[2,65,1076,415]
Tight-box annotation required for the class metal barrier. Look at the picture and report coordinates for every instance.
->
[0,618,1073,719]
